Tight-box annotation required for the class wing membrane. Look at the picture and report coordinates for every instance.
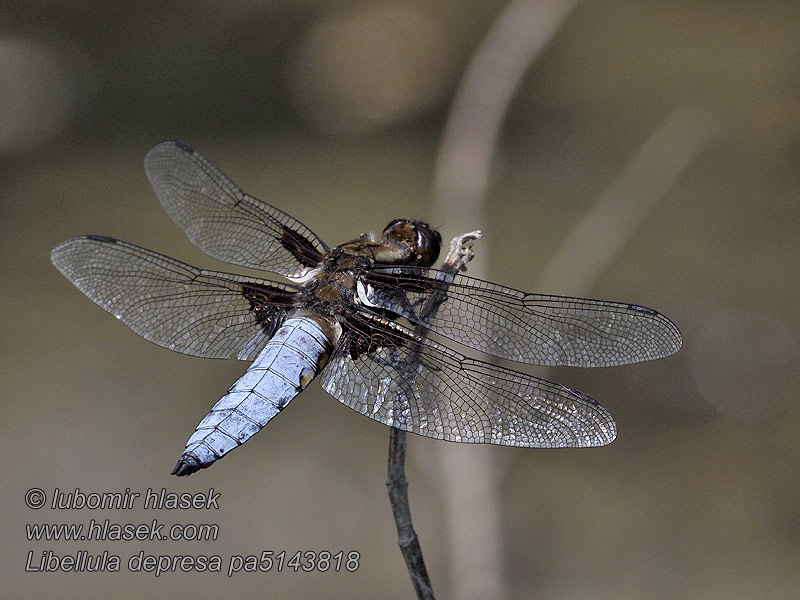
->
[51,235,300,360]
[366,267,682,367]
[145,141,329,278]
[320,326,616,448]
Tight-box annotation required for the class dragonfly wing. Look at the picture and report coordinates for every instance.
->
[51,235,300,360]
[367,266,682,367]
[319,325,616,448]
[145,141,328,279]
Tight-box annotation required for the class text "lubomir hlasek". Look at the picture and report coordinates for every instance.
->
[49,487,220,510]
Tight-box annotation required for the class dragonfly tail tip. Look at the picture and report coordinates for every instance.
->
[171,453,203,476]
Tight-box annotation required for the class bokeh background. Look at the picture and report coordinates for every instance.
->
[2,1,799,598]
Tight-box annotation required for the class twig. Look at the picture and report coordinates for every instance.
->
[387,429,434,599]
[387,231,482,600]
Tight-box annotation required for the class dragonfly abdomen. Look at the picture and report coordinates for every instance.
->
[172,317,333,476]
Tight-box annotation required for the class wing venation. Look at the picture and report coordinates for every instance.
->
[320,326,616,448]
[51,235,299,360]
[145,141,328,278]
[366,266,682,367]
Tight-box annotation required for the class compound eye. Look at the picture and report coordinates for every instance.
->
[414,223,441,267]
[382,219,441,266]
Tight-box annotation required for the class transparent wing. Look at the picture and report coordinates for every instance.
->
[51,235,300,360]
[319,326,616,448]
[144,141,329,279]
[365,266,682,367]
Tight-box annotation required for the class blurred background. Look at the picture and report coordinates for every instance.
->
[2,1,799,598]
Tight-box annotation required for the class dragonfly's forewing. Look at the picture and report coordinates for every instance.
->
[367,266,682,367]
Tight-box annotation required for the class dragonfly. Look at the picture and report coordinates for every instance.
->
[51,142,682,476]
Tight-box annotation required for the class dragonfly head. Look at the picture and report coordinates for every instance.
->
[382,219,442,267]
